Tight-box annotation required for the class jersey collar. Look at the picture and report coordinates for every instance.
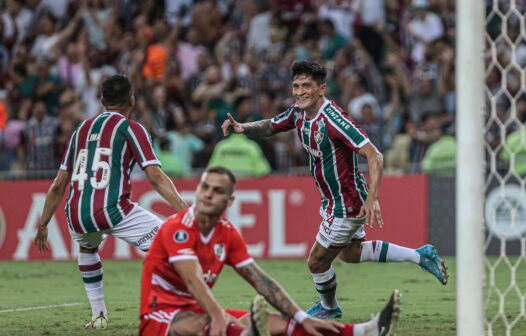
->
[303,98,329,123]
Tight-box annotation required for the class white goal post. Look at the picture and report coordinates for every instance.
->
[456,0,485,335]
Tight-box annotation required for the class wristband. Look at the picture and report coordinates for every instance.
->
[293,310,309,323]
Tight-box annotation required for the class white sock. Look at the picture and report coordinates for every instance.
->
[353,314,379,336]
[78,252,107,320]
[360,241,419,264]
[311,267,339,309]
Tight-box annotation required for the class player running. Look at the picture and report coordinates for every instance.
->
[222,61,448,319]
[140,166,401,336]
[34,74,188,329]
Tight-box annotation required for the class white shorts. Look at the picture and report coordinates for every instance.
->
[316,216,366,249]
[70,205,163,251]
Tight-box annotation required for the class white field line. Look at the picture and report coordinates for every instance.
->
[0,302,82,314]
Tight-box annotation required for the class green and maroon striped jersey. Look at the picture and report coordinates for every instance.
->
[60,112,161,233]
[271,99,369,219]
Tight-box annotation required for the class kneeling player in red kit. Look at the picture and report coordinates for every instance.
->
[140,166,401,336]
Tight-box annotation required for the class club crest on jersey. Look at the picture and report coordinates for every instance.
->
[314,131,324,144]
[213,243,226,262]
[174,230,189,243]
[294,111,302,120]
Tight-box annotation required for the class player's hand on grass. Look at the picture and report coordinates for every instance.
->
[34,220,49,253]
[221,113,244,136]
[358,197,383,229]
[302,317,343,336]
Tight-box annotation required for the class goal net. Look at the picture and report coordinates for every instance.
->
[484,1,526,334]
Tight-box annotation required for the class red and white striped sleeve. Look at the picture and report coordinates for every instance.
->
[270,103,298,132]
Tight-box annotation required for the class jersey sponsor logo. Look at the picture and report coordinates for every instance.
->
[314,131,324,144]
[316,119,325,128]
[214,243,226,262]
[174,230,189,243]
[302,144,323,158]
[326,108,351,131]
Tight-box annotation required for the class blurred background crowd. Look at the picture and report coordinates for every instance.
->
[0,0,519,179]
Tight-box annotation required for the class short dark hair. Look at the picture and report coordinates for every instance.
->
[291,61,327,85]
[101,74,132,106]
[205,166,236,189]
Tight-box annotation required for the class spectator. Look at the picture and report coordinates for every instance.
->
[421,126,456,176]
[405,0,444,64]
[1,97,29,170]
[207,133,271,178]
[161,123,205,177]
[353,0,386,64]
[19,100,59,171]
[319,18,347,61]
[408,112,443,173]
[2,0,32,45]
[409,67,443,124]
[346,73,381,121]
[317,0,355,40]
[19,58,60,115]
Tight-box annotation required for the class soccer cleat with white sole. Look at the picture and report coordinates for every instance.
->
[84,311,108,330]
[250,295,269,336]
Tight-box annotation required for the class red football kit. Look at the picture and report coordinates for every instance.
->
[139,207,253,335]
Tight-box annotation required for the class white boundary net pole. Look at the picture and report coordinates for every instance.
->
[456,0,485,335]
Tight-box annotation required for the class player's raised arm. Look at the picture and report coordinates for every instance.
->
[221,113,276,138]
[357,142,384,229]
[172,259,240,336]
[235,262,343,336]
[34,169,72,253]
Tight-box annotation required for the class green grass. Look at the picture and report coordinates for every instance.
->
[0,257,524,335]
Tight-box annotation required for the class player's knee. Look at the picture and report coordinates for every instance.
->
[169,313,207,336]
[169,321,203,336]
[307,254,329,273]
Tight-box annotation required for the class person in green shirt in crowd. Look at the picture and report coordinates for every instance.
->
[207,133,271,177]
[501,126,526,176]
[421,125,457,176]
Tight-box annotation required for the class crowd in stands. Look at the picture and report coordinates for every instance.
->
[0,0,516,178]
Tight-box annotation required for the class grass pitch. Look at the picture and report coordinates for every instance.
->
[0,257,523,335]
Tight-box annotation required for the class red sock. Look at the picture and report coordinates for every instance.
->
[201,323,246,336]
[285,319,354,336]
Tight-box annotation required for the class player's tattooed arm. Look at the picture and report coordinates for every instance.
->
[241,119,277,138]
[236,262,299,317]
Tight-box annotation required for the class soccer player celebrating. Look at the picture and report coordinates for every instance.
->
[140,166,401,336]
[33,74,188,329]
[222,61,448,319]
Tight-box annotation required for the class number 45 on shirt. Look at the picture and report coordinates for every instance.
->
[72,148,112,191]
